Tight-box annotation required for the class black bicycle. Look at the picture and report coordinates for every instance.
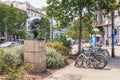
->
[82,44,110,60]
[75,47,108,69]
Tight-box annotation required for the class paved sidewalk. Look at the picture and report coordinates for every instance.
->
[44,44,120,80]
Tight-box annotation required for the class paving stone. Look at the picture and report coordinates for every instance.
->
[57,74,82,80]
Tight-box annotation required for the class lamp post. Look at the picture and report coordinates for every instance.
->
[111,12,115,57]
[102,2,120,58]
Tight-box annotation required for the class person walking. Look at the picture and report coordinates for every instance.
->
[105,39,109,46]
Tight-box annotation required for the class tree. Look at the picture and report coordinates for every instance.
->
[46,0,117,53]
[0,3,28,40]
[42,17,50,40]
[66,13,95,39]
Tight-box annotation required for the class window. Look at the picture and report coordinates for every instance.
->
[27,10,30,14]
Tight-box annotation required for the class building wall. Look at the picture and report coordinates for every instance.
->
[95,8,120,44]
[3,1,42,19]
[13,1,27,11]
[114,9,120,42]
[103,25,111,44]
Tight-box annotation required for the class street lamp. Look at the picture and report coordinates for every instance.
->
[102,2,120,58]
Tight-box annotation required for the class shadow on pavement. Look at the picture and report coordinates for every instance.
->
[108,56,120,69]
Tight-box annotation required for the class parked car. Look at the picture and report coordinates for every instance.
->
[0,41,19,48]
[15,39,24,44]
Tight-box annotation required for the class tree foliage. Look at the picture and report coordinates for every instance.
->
[42,17,50,40]
[46,0,117,26]
[0,3,28,39]
[46,0,117,42]
[66,13,95,39]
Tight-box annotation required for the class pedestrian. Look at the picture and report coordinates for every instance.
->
[99,39,103,46]
[105,40,109,46]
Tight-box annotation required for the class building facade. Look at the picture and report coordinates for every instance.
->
[94,1,120,44]
[3,0,43,19]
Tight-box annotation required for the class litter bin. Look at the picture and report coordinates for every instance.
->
[96,36,100,42]
[92,35,97,46]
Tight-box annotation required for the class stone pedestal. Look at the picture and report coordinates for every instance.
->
[24,40,46,73]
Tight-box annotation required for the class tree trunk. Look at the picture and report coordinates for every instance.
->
[78,4,82,54]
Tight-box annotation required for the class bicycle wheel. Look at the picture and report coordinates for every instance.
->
[75,55,83,67]
[102,49,110,59]
[82,58,92,68]
[93,55,108,69]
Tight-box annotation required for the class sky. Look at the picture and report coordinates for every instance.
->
[2,0,47,8]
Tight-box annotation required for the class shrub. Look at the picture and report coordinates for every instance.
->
[54,35,71,48]
[5,62,32,80]
[47,41,70,56]
[0,49,5,73]
[3,45,24,66]
[5,63,25,80]
[46,47,65,68]
[0,45,30,80]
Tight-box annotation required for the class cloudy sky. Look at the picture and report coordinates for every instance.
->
[2,0,47,8]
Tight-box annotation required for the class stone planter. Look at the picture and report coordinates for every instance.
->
[24,40,46,73]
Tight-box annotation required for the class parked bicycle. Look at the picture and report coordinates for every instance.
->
[75,44,108,69]
[82,43,110,60]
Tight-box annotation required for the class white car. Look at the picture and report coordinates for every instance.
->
[0,41,19,48]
